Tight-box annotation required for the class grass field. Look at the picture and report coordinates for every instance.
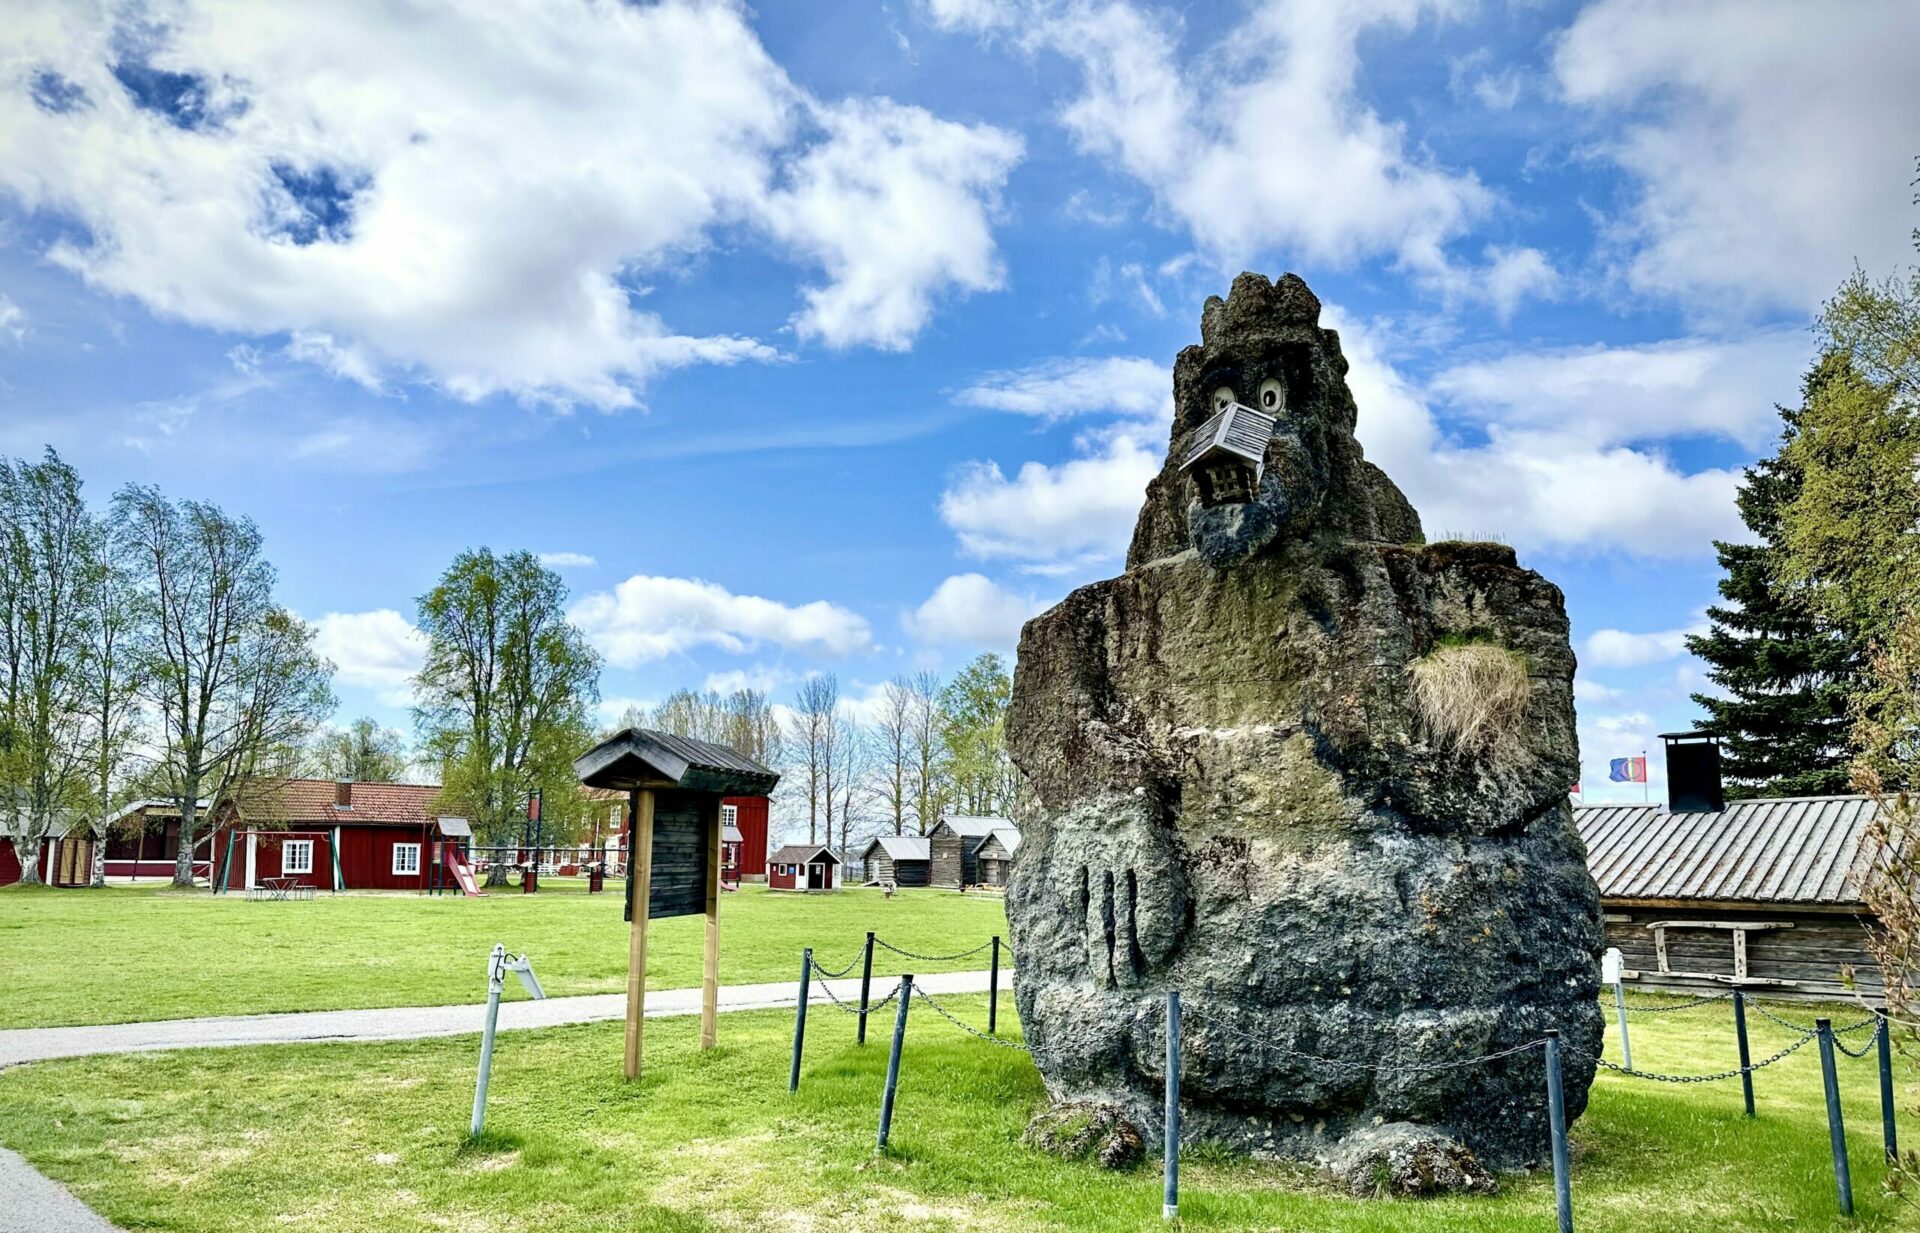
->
[0,993,1909,1231]
[0,881,1008,1028]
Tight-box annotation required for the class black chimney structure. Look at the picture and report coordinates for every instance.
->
[1660,732,1724,814]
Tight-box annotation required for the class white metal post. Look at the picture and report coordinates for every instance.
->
[1603,947,1631,1072]
[471,944,507,1139]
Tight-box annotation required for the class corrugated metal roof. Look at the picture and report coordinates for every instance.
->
[1180,402,1276,471]
[1574,795,1881,906]
[860,835,931,861]
[938,815,1011,838]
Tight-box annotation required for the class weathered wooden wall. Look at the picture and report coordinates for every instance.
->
[646,791,710,920]
[1605,905,1883,1003]
[930,831,971,888]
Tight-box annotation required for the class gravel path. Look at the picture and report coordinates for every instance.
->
[0,968,1008,1232]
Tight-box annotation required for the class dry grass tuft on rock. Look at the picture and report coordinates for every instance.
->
[1410,641,1531,759]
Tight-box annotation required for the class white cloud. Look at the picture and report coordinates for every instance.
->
[939,418,1161,570]
[1427,328,1805,450]
[0,293,23,344]
[570,575,873,667]
[1583,624,1703,668]
[313,609,427,706]
[1339,313,1759,557]
[1555,0,1920,317]
[537,552,597,569]
[1574,677,1626,704]
[933,0,1492,277]
[764,98,1022,350]
[703,665,796,696]
[905,573,1051,651]
[1478,246,1560,322]
[1,1,1018,406]
[954,355,1168,420]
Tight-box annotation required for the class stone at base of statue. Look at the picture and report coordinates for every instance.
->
[1023,1101,1147,1170]
[1316,1123,1500,1198]
[1005,271,1604,1179]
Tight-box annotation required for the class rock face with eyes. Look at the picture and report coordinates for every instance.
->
[1005,272,1602,1180]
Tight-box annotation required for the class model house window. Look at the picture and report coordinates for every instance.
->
[722,803,738,826]
[283,840,314,875]
[393,843,421,876]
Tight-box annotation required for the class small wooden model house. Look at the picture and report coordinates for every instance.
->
[575,727,779,1077]
[769,844,839,891]
[1181,400,1277,507]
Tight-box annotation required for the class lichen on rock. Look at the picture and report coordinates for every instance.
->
[1005,272,1603,1186]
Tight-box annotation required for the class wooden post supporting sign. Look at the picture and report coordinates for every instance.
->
[702,796,721,1050]
[624,788,655,1080]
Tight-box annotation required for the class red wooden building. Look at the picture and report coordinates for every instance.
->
[212,779,454,892]
[769,844,839,892]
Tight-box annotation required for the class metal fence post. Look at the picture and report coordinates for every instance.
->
[857,932,875,1045]
[790,948,812,1093]
[989,936,1002,1036]
[1817,1018,1854,1217]
[877,974,915,1153]
[1164,990,1181,1222]
[1545,1029,1573,1233]
[470,944,506,1139]
[1877,1014,1897,1165]
[1733,989,1755,1117]
[1612,979,1632,1073]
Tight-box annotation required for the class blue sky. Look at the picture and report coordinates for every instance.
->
[2,0,1916,805]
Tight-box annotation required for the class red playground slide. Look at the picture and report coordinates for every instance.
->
[444,843,485,897]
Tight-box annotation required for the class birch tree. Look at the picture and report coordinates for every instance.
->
[0,450,99,885]
[908,669,944,834]
[78,519,145,886]
[116,485,335,886]
[788,674,836,845]
[873,675,914,836]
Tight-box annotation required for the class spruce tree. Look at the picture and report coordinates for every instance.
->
[1687,383,1862,798]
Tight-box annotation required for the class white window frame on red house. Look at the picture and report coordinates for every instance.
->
[282,839,314,876]
[392,842,421,876]
[721,803,738,827]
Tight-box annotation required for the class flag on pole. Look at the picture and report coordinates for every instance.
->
[1608,756,1648,784]
[1570,781,1582,797]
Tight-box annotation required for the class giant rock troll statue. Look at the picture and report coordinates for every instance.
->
[1005,272,1603,1192]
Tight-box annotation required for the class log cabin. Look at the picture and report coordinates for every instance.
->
[857,835,931,887]
[1573,733,1884,1003]
[928,815,1016,889]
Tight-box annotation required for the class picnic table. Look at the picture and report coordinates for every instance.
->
[246,876,315,902]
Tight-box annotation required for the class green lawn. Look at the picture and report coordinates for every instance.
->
[0,995,1909,1231]
[0,881,1008,1028]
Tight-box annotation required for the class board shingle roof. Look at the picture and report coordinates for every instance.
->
[771,843,838,865]
[1574,795,1882,907]
[1180,402,1277,471]
[574,728,780,796]
[938,815,1010,839]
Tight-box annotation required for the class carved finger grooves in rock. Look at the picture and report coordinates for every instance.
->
[1124,867,1146,979]
[1100,869,1118,988]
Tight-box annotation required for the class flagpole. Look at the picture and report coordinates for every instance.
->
[1642,749,1649,804]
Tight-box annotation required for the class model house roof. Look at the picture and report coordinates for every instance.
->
[859,835,931,862]
[771,843,839,865]
[937,815,1011,839]
[1574,795,1882,908]
[722,825,744,844]
[575,728,780,797]
[1181,402,1276,472]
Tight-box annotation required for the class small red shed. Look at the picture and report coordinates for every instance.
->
[768,844,839,892]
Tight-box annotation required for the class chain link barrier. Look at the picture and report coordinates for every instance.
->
[808,952,862,980]
[1577,1028,1820,1084]
[1747,1000,1881,1040]
[873,937,994,963]
[808,965,905,1017]
[1621,991,1732,1014]
[911,984,1031,1050]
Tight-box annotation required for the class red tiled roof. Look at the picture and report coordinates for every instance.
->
[243,779,445,827]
